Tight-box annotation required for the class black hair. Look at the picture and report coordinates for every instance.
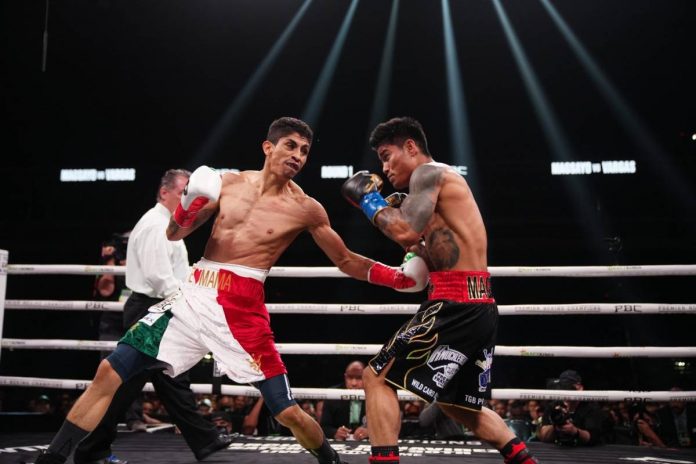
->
[369,116,430,155]
[267,117,313,145]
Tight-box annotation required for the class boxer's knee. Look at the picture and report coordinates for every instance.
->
[275,404,306,429]
[92,359,122,395]
[362,365,383,391]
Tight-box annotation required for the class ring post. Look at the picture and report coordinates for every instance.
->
[0,250,8,364]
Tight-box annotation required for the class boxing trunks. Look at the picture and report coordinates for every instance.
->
[369,271,498,411]
[120,258,286,383]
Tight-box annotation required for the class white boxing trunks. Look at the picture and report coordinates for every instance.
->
[119,258,287,383]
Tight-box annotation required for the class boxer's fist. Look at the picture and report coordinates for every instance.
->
[341,171,388,224]
[368,252,429,293]
[174,166,221,227]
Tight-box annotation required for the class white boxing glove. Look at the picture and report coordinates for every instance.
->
[368,252,429,293]
[173,166,222,227]
[398,252,429,292]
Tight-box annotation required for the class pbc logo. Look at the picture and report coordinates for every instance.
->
[615,305,641,313]
[624,397,651,403]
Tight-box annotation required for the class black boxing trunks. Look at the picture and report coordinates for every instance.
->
[369,271,498,411]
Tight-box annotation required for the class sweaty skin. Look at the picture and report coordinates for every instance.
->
[374,158,488,272]
[167,133,374,279]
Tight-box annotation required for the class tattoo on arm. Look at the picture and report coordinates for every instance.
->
[401,164,443,233]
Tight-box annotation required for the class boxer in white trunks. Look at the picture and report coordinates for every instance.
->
[36,117,428,464]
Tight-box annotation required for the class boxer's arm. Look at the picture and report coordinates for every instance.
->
[167,165,222,240]
[308,200,428,291]
[307,201,373,281]
[373,164,443,248]
[166,201,218,241]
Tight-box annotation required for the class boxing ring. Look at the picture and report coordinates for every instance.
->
[1,249,696,463]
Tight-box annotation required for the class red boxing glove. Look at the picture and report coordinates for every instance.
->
[174,197,210,228]
[173,165,222,228]
[368,253,429,293]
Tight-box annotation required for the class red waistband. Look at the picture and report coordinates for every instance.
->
[428,271,495,303]
[189,267,265,303]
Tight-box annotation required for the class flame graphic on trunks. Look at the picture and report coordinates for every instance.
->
[402,303,442,381]
[371,302,443,375]
[249,353,263,373]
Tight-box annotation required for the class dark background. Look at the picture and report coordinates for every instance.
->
[1,0,695,408]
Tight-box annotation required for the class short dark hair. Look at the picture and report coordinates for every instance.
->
[157,168,191,201]
[267,117,313,145]
[369,116,430,155]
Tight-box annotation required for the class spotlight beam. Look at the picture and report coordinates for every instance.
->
[366,0,400,134]
[442,0,475,168]
[539,0,696,208]
[302,0,360,128]
[492,0,608,255]
[193,0,313,165]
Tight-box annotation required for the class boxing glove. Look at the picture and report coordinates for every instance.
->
[368,252,429,293]
[341,171,388,224]
[385,192,407,208]
[173,166,222,227]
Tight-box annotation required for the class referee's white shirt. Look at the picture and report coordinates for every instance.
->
[126,202,189,299]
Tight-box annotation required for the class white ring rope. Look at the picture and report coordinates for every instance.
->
[1,376,695,403]
[3,339,695,358]
[7,263,696,277]
[3,258,695,410]
[5,299,696,315]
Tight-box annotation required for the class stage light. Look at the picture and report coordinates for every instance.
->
[193,0,313,164]
[303,0,360,127]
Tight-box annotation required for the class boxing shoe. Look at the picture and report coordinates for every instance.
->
[193,432,233,461]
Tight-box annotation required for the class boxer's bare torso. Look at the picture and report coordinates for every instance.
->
[203,170,322,269]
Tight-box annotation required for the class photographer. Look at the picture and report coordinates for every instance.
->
[538,370,608,446]
[94,233,130,348]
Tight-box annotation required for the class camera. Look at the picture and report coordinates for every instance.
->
[547,401,571,427]
[101,232,129,263]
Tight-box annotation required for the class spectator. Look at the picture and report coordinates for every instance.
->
[242,397,291,437]
[400,401,426,439]
[210,411,234,435]
[93,233,130,354]
[226,396,251,434]
[527,400,545,442]
[488,399,508,420]
[505,400,533,442]
[300,400,318,420]
[320,360,369,441]
[418,402,466,440]
[606,401,634,445]
[656,387,696,448]
[198,398,213,416]
[632,401,666,447]
[538,370,610,446]
[141,401,163,426]
[30,394,54,415]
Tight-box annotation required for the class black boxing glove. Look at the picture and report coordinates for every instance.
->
[341,171,388,224]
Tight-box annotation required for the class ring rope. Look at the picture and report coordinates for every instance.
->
[7,264,696,277]
[3,339,695,358]
[5,300,696,315]
[1,376,695,403]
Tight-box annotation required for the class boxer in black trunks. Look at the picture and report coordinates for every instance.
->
[343,117,538,464]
